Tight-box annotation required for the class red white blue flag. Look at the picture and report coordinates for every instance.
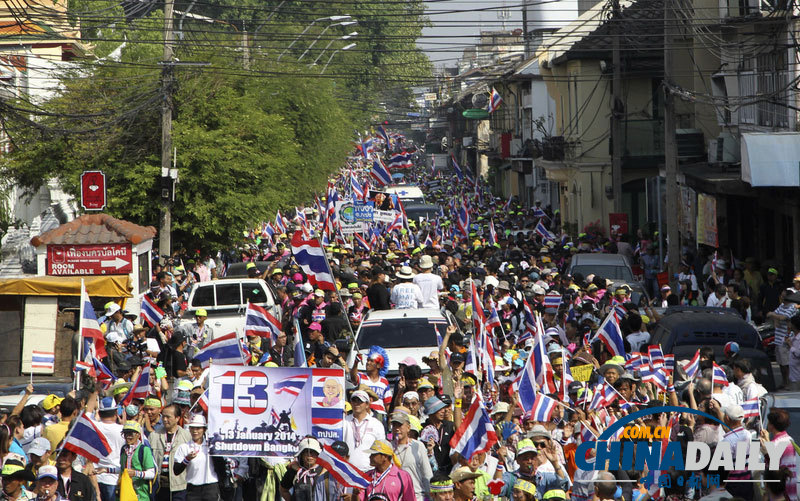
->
[290,231,336,290]
[244,303,281,342]
[316,444,370,488]
[194,333,245,368]
[140,295,164,328]
[449,396,498,460]
[594,311,626,357]
[120,365,151,407]
[487,87,503,113]
[274,374,310,397]
[63,413,113,463]
[529,392,558,421]
[80,281,106,359]
[682,349,700,379]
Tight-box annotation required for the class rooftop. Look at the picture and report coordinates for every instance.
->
[31,214,156,247]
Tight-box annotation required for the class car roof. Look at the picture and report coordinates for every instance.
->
[658,307,748,326]
[363,308,446,320]
[765,392,800,408]
[195,277,268,285]
[570,254,629,265]
[403,203,439,209]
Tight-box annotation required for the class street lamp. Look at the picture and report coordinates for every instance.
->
[310,32,358,66]
[298,21,357,61]
[320,42,356,74]
[278,15,351,61]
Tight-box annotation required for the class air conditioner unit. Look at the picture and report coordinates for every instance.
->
[708,133,740,164]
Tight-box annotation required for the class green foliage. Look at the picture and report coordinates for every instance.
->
[1,0,430,250]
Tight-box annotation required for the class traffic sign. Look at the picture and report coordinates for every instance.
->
[47,244,132,276]
[80,171,107,211]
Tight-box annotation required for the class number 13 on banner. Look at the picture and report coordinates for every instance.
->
[213,370,269,415]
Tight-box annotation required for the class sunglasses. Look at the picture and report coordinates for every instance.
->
[533,441,548,448]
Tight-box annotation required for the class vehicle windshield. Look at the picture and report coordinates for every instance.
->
[570,265,634,282]
[357,318,440,348]
[405,207,439,221]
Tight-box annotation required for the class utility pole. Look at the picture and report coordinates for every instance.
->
[522,0,530,58]
[242,30,250,69]
[611,0,623,213]
[664,0,680,284]
[159,0,175,264]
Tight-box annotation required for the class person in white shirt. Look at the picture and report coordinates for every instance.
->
[173,415,219,501]
[413,255,443,309]
[732,359,767,401]
[706,284,729,308]
[93,397,126,501]
[342,390,386,471]
[104,303,134,340]
[624,314,650,352]
[391,266,424,309]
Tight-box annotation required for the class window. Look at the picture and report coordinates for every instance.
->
[215,284,241,306]
[191,285,214,307]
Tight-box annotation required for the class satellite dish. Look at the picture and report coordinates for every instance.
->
[472,93,488,108]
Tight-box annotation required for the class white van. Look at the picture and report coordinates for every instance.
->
[385,185,425,204]
[183,278,280,338]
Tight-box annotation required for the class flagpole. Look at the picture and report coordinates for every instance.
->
[77,278,85,390]
[313,234,358,350]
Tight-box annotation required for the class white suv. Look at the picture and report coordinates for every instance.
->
[345,308,460,376]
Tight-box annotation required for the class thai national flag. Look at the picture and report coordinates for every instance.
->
[625,353,643,371]
[529,393,558,421]
[290,231,336,291]
[424,234,433,248]
[487,87,503,113]
[742,397,760,419]
[561,356,574,401]
[193,333,245,368]
[488,219,497,246]
[92,357,115,383]
[119,365,150,407]
[275,211,287,234]
[274,374,310,397]
[517,320,556,410]
[63,413,113,463]
[74,360,92,373]
[712,363,729,387]
[316,445,371,489]
[244,303,281,342]
[543,294,562,308]
[31,351,55,371]
[388,152,413,169]
[648,345,665,370]
[355,233,372,251]
[641,363,668,390]
[80,282,106,359]
[485,303,502,333]
[663,354,675,375]
[197,390,209,412]
[449,396,498,460]
[295,208,307,226]
[457,205,470,238]
[350,172,364,200]
[534,220,555,241]
[682,350,700,379]
[377,126,391,149]
[588,384,607,410]
[471,282,495,387]
[140,295,164,328]
[450,154,463,181]
[533,206,548,219]
[386,213,404,233]
[370,159,392,187]
[594,311,626,357]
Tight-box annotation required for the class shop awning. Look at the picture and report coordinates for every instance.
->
[741,132,800,187]
[0,275,132,297]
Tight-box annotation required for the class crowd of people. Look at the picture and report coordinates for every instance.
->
[7,139,800,501]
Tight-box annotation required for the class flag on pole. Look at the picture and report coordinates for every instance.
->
[742,397,760,419]
[193,333,245,368]
[80,280,106,359]
[119,365,151,407]
[244,303,281,342]
[274,374,310,397]
[31,351,55,371]
[595,312,626,357]
[712,363,729,387]
[487,87,503,113]
[449,396,498,460]
[682,350,700,379]
[291,231,336,290]
[293,319,307,367]
[63,413,113,463]
[534,220,555,241]
[140,295,165,328]
[529,393,558,421]
[370,159,392,187]
[316,445,371,489]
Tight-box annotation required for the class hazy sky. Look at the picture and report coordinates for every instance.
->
[419,0,524,67]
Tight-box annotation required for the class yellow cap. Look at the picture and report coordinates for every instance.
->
[41,394,63,411]
[515,479,538,496]
[195,308,208,317]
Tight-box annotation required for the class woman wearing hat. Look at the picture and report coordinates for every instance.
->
[173,415,221,501]
[279,437,327,501]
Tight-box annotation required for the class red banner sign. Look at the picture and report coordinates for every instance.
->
[80,171,107,211]
[47,244,132,276]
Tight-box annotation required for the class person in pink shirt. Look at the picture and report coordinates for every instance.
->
[359,440,415,501]
[761,408,799,500]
